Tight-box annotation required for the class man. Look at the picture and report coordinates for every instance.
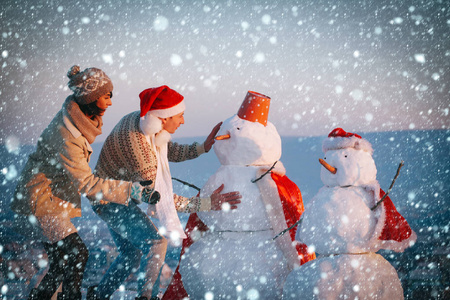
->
[88,85,241,300]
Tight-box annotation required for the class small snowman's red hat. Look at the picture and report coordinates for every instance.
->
[139,85,185,118]
[237,91,271,126]
[323,128,373,154]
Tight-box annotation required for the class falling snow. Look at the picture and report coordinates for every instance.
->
[0,0,449,299]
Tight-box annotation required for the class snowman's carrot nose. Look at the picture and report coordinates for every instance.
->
[319,158,337,174]
[215,133,231,140]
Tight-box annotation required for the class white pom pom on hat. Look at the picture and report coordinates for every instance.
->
[322,128,373,154]
[140,113,163,137]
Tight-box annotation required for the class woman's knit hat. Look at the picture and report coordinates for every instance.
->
[67,65,113,105]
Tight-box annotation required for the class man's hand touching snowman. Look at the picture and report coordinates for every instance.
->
[210,184,241,210]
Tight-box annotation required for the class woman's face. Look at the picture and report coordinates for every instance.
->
[162,112,185,133]
[96,92,112,116]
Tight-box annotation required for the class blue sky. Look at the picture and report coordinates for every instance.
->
[1,0,449,145]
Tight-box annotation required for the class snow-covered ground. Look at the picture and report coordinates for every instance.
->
[1,129,449,299]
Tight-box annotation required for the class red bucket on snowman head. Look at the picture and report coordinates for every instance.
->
[237,91,271,126]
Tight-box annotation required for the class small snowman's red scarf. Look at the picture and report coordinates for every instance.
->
[162,171,315,300]
[376,189,417,249]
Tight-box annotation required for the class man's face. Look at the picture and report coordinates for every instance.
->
[162,112,185,133]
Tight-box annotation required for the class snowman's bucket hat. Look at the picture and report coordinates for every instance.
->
[237,91,271,126]
[323,128,373,154]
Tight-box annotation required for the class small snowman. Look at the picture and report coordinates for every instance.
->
[283,128,417,300]
[170,91,314,300]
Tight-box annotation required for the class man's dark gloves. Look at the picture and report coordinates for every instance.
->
[130,180,160,205]
[140,180,160,205]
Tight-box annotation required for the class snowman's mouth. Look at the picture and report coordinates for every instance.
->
[319,158,337,174]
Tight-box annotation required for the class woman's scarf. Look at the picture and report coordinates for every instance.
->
[62,96,102,144]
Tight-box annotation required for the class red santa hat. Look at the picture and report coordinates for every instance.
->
[237,91,271,126]
[139,85,186,118]
[322,127,373,154]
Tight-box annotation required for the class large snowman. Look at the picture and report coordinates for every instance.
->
[173,91,315,300]
[283,128,417,300]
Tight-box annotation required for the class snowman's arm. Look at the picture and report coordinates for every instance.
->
[167,141,206,162]
[173,194,212,213]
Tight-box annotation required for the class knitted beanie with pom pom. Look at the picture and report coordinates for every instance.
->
[67,65,113,105]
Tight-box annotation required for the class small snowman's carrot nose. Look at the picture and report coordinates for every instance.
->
[215,133,231,140]
[319,158,337,174]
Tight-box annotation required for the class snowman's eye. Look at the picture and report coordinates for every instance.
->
[344,155,348,158]
[237,127,240,130]
[324,157,326,160]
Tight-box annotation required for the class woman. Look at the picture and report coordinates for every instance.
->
[11,65,153,300]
